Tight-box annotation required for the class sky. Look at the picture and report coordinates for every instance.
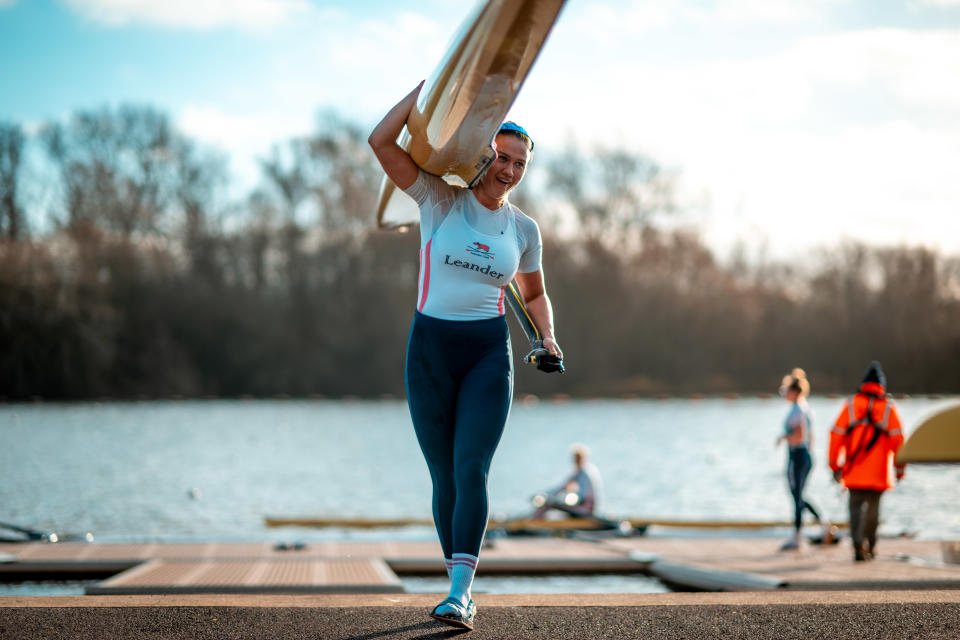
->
[2,0,959,259]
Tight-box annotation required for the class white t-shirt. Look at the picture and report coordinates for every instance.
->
[403,170,542,320]
[784,400,813,450]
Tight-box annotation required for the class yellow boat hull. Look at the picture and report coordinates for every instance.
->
[897,403,960,464]
[376,0,566,228]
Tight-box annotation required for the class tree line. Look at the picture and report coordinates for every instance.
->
[1,106,958,400]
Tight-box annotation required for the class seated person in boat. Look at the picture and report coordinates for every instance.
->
[531,444,603,518]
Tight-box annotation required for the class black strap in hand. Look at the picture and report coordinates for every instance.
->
[537,354,565,374]
[524,343,565,374]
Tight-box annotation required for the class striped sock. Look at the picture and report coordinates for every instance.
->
[444,557,453,578]
[447,553,478,607]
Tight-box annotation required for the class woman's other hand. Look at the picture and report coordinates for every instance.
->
[542,336,562,359]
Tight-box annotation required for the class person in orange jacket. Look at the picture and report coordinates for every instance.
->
[828,361,905,561]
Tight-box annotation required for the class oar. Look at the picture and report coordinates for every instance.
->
[0,521,46,540]
[542,507,637,535]
[0,521,94,543]
[493,511,637,536]
[504,281,564,373]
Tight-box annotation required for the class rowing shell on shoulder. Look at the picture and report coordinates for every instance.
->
[376,0,566,229]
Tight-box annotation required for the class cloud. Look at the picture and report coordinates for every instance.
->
[66,0,956,255]
[782,29,960,109]
[707,0,849,24]
[530,20,960,148]
[706,120,960,254]
[911,0,960,7]
[61,0,313,30]
[685,30,960,252]
[571,0,847,41]
[177,104,314,190]
[229,8,452,129]
[513,12,960,255]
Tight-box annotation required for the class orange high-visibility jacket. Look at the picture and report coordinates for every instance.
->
[829,382,905,491]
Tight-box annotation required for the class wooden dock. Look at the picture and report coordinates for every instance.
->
[609,537,960,591]
[87,558,402,595]
[2,536,959,595]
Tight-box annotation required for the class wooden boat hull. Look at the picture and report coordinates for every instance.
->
[897,403,960,464]
[376,0,566,228]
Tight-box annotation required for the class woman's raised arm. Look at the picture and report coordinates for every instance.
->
[368,82,424,191]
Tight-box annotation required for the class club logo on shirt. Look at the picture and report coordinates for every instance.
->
[466,241,494,260]
[443,254,505,280]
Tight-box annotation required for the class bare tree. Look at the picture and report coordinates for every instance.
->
[40,105,176,236]
[546,143,676,243]
[305,111,381,235]
[0,122,25,240]
[260,140,309,224]
[173,138,227,280]
[6,104,960,399]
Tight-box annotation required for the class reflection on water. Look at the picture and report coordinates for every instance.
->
[1,398,958,541]
[402,573,668,595]
[0,581,89,596]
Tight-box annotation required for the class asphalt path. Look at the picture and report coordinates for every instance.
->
[2,593,959,640]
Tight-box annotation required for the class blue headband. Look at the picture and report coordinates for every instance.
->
[499,121,534,150]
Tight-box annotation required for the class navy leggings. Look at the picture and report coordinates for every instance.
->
[405,311,513,558]
[787,447,821,530]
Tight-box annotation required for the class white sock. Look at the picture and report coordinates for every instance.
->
[444,557,453,578]
[447,553,478,607]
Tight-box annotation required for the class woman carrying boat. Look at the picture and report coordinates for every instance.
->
[369,83,562,630]
[776,368,831,550]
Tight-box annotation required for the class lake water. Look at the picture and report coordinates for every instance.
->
[2,397,959,543]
